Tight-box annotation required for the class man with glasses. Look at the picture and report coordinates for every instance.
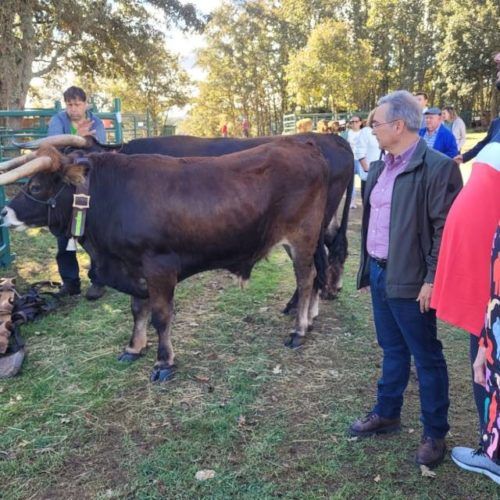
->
[347,115,363,208]
[349,90,463,469]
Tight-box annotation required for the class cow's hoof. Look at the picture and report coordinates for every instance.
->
[150,364,176,382]
[284,333,306,349]
[117,351,142,362]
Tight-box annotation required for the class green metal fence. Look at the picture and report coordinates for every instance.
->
[0,99,172,267]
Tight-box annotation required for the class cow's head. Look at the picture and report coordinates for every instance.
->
[0,146,87,236]
[321,229,348,300]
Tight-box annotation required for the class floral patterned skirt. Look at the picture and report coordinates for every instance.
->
[481,223,500,460]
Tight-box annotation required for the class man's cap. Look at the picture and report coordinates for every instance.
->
[424,107,441,115]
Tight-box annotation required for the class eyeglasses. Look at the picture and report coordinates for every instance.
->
[349,120,360,124]
[371,119,399,129]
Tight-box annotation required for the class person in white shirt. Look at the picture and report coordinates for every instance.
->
[347,115,363,208]
[357,110,381,204]
[442,106,467,152]
[415,91,429,128]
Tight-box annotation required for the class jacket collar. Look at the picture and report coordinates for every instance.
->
[371,138,427,177]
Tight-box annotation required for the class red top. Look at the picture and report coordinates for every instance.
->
[431,162,500,335]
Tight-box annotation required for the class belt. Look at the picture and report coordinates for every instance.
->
[372,257,387,269]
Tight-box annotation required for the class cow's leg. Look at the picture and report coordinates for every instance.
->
[281,244,299,315]
[308,288,320,325]
[284,257,316,349]
[118,297,151,362]
[148,273,177,382]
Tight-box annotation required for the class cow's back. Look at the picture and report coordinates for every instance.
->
[86,141,328,268]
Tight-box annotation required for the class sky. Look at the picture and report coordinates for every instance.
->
[166,0,225,120]
[169,0,224,81]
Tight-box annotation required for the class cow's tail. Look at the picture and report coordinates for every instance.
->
[314,225,328,291]
[328,169,353,267]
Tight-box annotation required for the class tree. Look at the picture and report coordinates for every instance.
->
[365,0,439,99]
[182,0,293,136]
[436,0,500,118]
[285,19,380,113]
[0,0,202,110]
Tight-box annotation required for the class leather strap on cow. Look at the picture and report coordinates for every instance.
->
[67,174,90,251]
[0,278,16,354]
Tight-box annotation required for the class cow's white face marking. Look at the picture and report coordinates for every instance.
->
[2,207,27,231]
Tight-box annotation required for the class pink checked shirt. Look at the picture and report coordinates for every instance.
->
[367,140,419,259]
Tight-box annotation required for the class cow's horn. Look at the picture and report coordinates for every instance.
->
[0,152,37,172]
[12,135,88,150]
[0,156,53,185]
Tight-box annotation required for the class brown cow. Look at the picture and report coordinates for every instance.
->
[2,139,329,381]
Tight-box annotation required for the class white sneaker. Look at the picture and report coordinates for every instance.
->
[451,446,500,485]
[350,203,357,209]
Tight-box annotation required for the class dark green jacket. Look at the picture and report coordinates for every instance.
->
[357,138,463,298]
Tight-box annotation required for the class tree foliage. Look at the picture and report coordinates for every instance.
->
[0,0,202,110]
[286,19,379,113]
[182,0,293,136]
[183,0,499,135]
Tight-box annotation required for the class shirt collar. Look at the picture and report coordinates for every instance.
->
[384,139,419,170]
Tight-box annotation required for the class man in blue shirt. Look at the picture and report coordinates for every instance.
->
[47,86,106,300]
[419,107,458,158]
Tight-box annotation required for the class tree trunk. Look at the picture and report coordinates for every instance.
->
[0,2,36,111]
[490,84,498,122]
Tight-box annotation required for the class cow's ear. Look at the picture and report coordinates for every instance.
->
[63,164,86,185]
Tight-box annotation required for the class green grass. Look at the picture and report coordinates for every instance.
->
[1,150,499,498]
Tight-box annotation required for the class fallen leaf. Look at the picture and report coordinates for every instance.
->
[195,469,216,481]
[189,322,199,327]
[374,474,381,482]
[272,365,282,374]
[408,428,415,434]
[420,465,436,478]
[259,307,269,313]
[329,369,340,378]
[194,375,210,383]
[347,437,358,442]
[237,415,246,428]
[60,417,71,424]
[331,436,339,443]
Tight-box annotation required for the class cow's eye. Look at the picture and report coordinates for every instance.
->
[30,184,42,195]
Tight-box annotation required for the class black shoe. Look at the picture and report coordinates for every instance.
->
[56,283,81,297]
[349,412,401,437]
[416,436,447,468]
[85,284,106,301]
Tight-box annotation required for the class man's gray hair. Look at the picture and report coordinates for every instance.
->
[377,90,422,132]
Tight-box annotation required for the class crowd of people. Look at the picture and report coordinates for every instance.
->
[290,53,500,483]
[38,52,500,485]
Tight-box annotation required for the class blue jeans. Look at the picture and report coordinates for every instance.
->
[56,235,103,288]
[370,260,450,438]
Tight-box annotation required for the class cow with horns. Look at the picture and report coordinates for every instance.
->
[1,139,329,381]
[13,132,355,308]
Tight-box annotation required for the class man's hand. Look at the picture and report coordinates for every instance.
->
[453,154,463,164]
[75,119,96,137]
[416,282,433,313]
[359,158,369,172]
[473,345,487,388]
